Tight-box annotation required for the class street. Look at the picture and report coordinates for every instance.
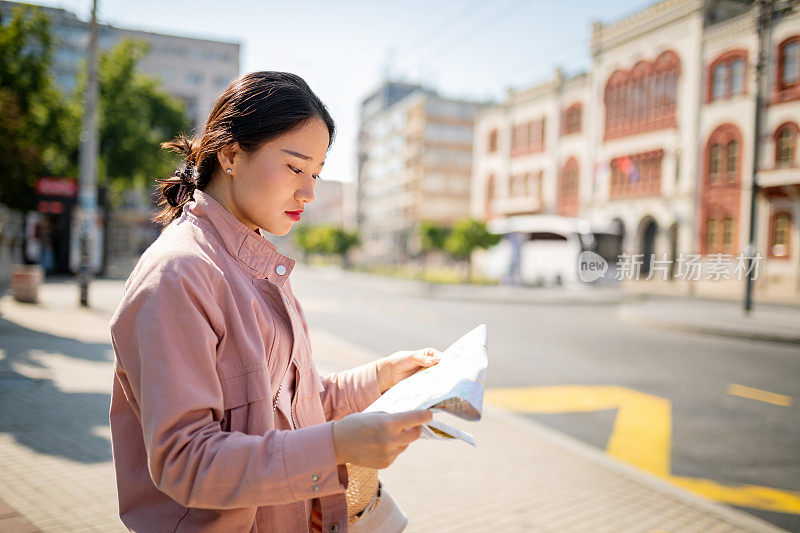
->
[289,266,800,532]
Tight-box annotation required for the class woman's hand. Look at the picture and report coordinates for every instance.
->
[332,410,433,468]
[375,348,442,393]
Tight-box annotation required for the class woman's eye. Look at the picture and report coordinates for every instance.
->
[312,174,321,181]
[288,165,302,174]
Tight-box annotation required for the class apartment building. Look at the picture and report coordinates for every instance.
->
[357,83,482,265]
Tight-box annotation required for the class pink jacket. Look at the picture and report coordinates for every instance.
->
[109,190,381,532]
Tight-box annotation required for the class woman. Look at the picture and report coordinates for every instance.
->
[109,71,440,532]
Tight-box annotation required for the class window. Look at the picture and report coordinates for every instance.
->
[563,104,582,135]
[726,140,738,180]
[705,124,742,185]
[609,150,663,198]
[775,37,800,103]
[708,51,748,101]
[709,144,722,179]
[781,40,799,86]
[770,212,792,258]
[774,123,798,167]
[731,59,745,95]
[487,129,498,153]
[722,218,734,248]
[712,63,728,100]
[511,118,545,155]
[604,51,680,139]
[706,218,717,249]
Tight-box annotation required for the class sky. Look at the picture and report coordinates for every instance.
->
[22,0,655,183]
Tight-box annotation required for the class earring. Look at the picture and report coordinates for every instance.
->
[225,168,232,175]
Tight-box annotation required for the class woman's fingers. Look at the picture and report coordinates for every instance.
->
[388,409,433,431]
[398,425,423,446]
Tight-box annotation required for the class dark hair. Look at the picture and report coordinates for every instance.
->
[154,71,335,226]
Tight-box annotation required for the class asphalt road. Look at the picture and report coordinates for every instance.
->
[290,268,800,532]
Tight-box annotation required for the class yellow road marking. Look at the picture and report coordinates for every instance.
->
[486,386,671,476]
[728,384,793,406]
[486,385,800,515]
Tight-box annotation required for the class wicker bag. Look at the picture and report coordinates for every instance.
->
[345,464,407,532]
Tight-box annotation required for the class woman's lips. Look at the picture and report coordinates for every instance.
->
[285,211,302,222]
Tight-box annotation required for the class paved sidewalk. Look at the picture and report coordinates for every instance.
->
[0,279,788,532]
[615,299,800,344]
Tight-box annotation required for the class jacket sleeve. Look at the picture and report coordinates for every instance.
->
[110,256,345,510]
[290,285,382,421]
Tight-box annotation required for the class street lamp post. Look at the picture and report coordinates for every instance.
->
[76,0,99,307]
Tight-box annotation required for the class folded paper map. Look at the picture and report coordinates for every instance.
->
[364,324,488,446]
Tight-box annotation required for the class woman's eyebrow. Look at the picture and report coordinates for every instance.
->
[281,149,325,167]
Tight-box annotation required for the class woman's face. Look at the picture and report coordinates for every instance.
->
[220,118,329,236]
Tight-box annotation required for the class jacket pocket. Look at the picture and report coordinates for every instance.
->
[293,363,326,428]
[218,365,274,435]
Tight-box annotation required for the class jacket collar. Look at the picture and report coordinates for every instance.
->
[182,189,295,287]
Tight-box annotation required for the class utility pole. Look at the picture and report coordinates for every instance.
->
[744,0,771,314]
[744,0,797,313]
[76,0,99,307]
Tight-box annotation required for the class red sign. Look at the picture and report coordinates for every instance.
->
[35,177,77,197]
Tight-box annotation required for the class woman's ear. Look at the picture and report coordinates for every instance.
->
[216,143,239,171]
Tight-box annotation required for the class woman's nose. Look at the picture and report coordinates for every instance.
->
[296,180,314,205]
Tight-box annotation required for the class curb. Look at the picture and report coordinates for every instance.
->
[615,308,800,345]
[310,325,786,532]
[298,265,643,307]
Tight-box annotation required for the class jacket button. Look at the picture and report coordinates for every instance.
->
[329,524,339,533]
[276,265,287,275]
[312,484,320,492]
[311,473,320,481]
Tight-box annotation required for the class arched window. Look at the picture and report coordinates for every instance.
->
[604,51,680,139]
[705,124,742,185]
[769,212,792,258]
[780,38,799,87]
[774,123,798,167]
[563,103,582,135]
[775,37,800,103]
[708,50,748,101]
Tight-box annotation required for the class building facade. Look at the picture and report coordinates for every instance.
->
[357,83,482,265]
[0,1,240,127]
[472,0,800,301]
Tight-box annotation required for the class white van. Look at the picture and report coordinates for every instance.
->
[480,215,621,287]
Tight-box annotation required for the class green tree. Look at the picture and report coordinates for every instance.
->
[294,225,359,267]
[87,39,188,201]
[419,221,450,254]
[0,5,73,210]
[443,218,501,280]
